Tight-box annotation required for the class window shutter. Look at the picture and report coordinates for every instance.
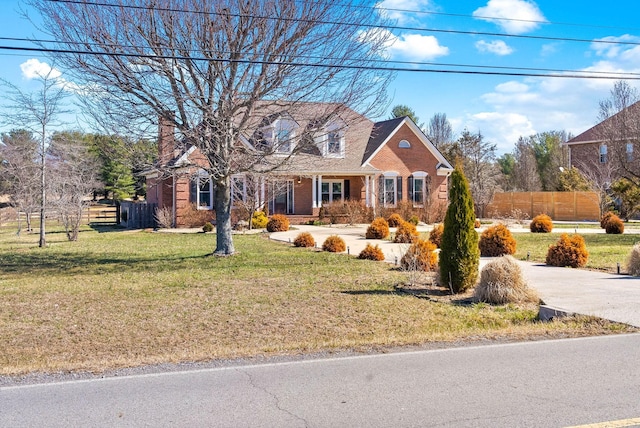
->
[408,177,414,202]
[397,176,403,202]
[189,179,197,204]
[344,179,350,200]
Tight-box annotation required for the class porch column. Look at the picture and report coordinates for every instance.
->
[365,175,370,207]
[312,175,317,208]
[260,178,265,209]
[371,175,376,210]
[317,175,322,207]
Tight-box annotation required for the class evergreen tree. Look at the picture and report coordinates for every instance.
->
[439,167,480,293]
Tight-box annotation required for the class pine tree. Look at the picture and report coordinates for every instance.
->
[439,167,480,293]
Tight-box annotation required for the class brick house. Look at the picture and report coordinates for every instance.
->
[566,101,640,181]
[145,103,453,227]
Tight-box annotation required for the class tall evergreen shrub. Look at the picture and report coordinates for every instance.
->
[439,167,480,293]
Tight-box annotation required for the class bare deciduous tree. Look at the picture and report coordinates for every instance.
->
[1,67,69,247]
[29,0,393,255]
[512,136,542,191]
[47,132,100,241]
[0,130,41,233]
[426,113,454,150]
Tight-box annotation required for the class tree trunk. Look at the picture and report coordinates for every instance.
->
[39,133,46,248]
[214,176,235,255]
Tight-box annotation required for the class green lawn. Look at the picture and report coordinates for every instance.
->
[0,223,635,376]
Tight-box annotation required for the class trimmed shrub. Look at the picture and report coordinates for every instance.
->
[626,243,640,276]
[366,217,390,239]
[401,239,438,271]
[408,215,419,226]
[202,222,214,233]
[439,167,480,293]
[428,223,444,248]
[358,243,385,261]
[546,234,589,268]
[393,220,419,243]
[251,210,268,229]
[293,232,315,248]
[600,211,616,229]
[322,235,346,253]
[266,214,290,232]
[387,213,403,227]
[604,214,624,234]
[530,214,553,233]
[474,256,539,304]
[478,224,516,257]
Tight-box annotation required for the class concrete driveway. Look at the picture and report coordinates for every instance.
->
[270,224,640,327]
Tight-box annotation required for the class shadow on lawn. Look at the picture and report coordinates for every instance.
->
[0,251,209,276]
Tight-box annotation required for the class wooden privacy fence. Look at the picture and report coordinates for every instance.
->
[485,191,600,221]
[120,201,157,229]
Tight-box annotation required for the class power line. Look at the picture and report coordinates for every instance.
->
[1,43,638,80]
[43,0,640,47]
[4,35,640,78]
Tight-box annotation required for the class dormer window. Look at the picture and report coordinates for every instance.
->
[317,120,345,158]
[328,131,342,155]
[255,116,297,154]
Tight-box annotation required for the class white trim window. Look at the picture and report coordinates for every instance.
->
[197,173,213,210]
[316,120,346,158]
[409,171,428,207]
[256,118,297,154]
[600,144,608,163]
[627,142,634,162]
[379,172,400,207]
[321,180,343,204]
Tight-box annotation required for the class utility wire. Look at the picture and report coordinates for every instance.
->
[43,0,640,47]
[3,35,640,78]
[1,43,638,80]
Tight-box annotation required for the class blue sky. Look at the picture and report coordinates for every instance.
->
[2,0,640,154]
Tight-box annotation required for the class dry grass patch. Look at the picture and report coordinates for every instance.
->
[0,224,636,376]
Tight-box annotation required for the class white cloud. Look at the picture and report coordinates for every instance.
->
[376,0,434,24]
[20,59,62,80]
[386,32,449,60]
[464,112,535,153]
[473,0,546,34]
[475,40,514,56]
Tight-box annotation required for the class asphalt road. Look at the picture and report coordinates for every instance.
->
[2,334,640,427]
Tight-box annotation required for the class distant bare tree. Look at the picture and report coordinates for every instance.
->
[426,113,454,150]
[1,66,69,247]
[574,145,617,216]
[47,132,100,241]
[597,80,640,184]
[0,130,41,233]
[512,137,542,191]
[29,0,393,255]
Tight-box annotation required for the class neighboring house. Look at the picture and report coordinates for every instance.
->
[566,101,640,182]
[145,102,453,227]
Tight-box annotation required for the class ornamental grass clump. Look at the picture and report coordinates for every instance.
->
[393,220,419,243]
[266,214,290,232]
[474,256,539,304]
[251,211,268,229]
[322,235,346,253]
[626,243,640,276]
[387,213,403,227]
[358,243,385,261]
[428,223,444,248]
[546,234,588,268]
[530,214,553,233]
[400,239,438,272]
[293,232,315,248]
[366,217,390,239]
[603,213,624,234]
[478,224,516,257]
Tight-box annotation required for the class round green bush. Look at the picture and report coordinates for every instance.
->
[202,222,214,233]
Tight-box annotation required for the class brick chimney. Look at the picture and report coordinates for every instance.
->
[158,112,176,166]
